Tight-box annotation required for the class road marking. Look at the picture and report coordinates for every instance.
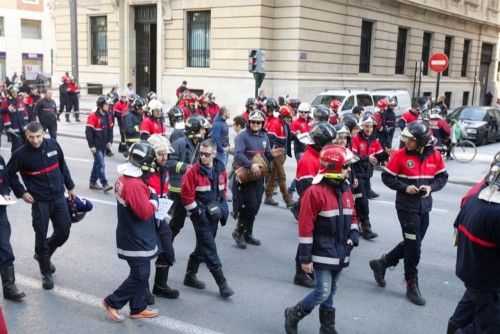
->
[66,157,91,163]
[371,199,448,213]
[16,274,223,334]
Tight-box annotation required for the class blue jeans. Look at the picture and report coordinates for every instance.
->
[90,149,108,185]
[300,266,342,312]
[219,152,228,167]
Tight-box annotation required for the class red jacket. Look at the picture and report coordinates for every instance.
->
[1,98,28,132]
[351,132,385,179]
[67,82,79,93]
[373,111,383,131]
[146,167,169,197]
[290,117,312,136]
[298,181,359,270]
[398,110,420,130]
[241,110,250,121]
[382,147,448,213]
[206,102,220,122]
[140,116,166,138]
[114,101,129,116]
[295,146,320,196]
[428,117,451,145]
[181,161,228,222]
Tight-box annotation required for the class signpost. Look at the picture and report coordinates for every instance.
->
[429,53,449,101]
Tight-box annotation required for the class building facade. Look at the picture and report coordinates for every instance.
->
[51,0,500,111]
[0,0,55,84]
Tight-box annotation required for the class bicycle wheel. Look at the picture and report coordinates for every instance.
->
[451,140,477,163]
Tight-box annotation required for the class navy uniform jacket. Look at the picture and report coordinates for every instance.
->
[115,175,158,264]
[234,128,272,169]
[7,139,75,202]
[455,183,500,291]
[34,98,57,125]
[0,156,10,214]
[122,111,143,144]
[167,136,199,193]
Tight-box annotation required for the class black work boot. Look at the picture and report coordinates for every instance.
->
[210,268,234,298]
[0,266,26,301]
[406,278,426,306]
[243,220,261,246]
[264,196,279,206]
[183,258,205,289]
[75,113,80,122]
[106,148,114,157]
[34,254,55,274]
[65,113,71,123]
[232,220,247,249]
[145,283,155,305]
[368,190,379,199]
[360,221,378,240]
[37,254,54,290]
[293,266,315,288]
[153,265,179,299]
[446,319,461,334]
[369,255,389,287]
[319,307,338,334]
[284,303,309,334]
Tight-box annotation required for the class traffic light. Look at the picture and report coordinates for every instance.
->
[255,50,265,73]
[249,50,257,73]
[248,49,265,73]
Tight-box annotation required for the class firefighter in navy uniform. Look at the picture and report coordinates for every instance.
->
[145,134,179,301]
[123,97,145,150]
[369,121,448,306]
[292,122,337,288]
[85,96,114,192]
[168,105,186,143]
[166,116,207,239]
[1,85,28,152]
[232,110,273,249]
[285,144,359,334]
[7,122,76,290]
[102,141,160,322]
[181,139,234,298]
[33,89,58,139]
[0,154,25,300]
[447,156,500,334]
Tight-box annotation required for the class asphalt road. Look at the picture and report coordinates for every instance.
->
[0,132,499,334]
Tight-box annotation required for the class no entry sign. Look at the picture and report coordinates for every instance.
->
[429,53,449,73]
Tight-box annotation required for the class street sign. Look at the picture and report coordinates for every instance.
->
[429,53,449,73]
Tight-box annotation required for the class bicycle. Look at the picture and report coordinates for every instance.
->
[439,122,477,163]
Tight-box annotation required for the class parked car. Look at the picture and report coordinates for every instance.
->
[371,89,412,117]
[447,106,500,145]
[311,89,375,116]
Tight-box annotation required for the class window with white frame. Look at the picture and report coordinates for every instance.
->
[21,19,42,39]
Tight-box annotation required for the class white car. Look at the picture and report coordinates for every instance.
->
[310,89,375,117]
[371,89,411,117]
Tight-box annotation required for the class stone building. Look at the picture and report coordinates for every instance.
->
[51,0,500,111]
[0,0,55,85]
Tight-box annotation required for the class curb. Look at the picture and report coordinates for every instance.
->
[447,178,479,187]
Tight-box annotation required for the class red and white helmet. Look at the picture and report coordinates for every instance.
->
[312,144,358,184]
[330,99,342,111]
[377,99,389,109]
[279,105,293,118]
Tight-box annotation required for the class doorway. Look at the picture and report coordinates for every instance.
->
[134,5,157,98]
[479,43,493,106]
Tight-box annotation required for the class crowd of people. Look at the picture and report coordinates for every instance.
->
[0,74,498,334]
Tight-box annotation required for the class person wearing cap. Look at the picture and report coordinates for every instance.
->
[7,121,76,291]
[65,77,80,122]
[232,110,273,249]
[180,139,234,298]
[145,134,179,301]
[1,85,28,152]
[288,102,313,198]
[141,99,166,140]
[369,121,448,306]
[33,89,58,139]
[284,144,359,334]
[86,96,114,192]
[447,155,500,334]
[264,105,296,208]
[102,141,160,322]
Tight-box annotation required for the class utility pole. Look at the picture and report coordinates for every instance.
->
[69,0,79,83]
